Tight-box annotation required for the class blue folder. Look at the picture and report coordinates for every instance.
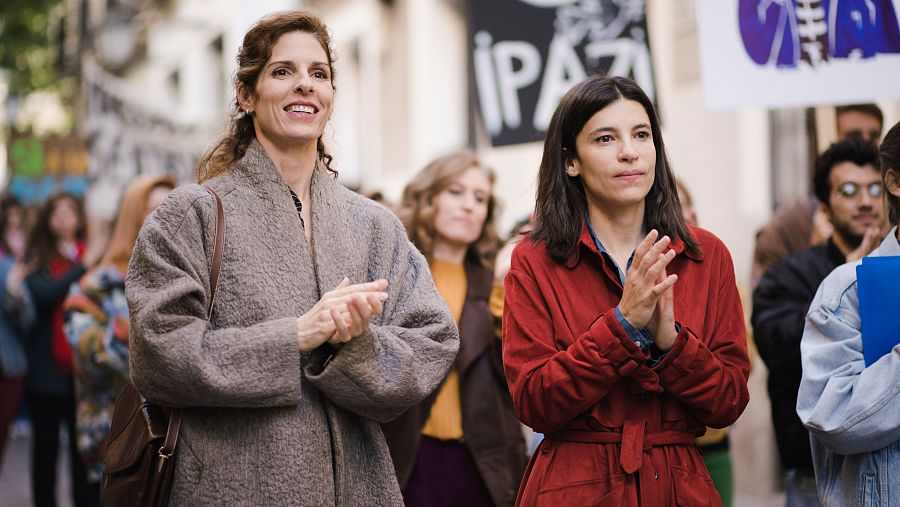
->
[856,255,900,367]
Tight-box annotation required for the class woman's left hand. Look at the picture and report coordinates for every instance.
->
[647,271,677,351]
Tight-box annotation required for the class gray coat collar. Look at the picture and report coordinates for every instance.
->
[231,140,360,296]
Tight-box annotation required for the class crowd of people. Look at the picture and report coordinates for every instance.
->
[0,9,897,507]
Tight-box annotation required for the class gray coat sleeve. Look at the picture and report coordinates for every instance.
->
[126,188,302,408]
[304,218,459,423]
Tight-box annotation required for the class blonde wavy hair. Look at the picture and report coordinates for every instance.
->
[398,150,500,268]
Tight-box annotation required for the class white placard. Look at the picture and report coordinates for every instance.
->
[697,0,900,109]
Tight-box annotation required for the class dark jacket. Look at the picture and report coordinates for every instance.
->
[24,262,85,397]
[381,258,526,507]
[751,238,845,471]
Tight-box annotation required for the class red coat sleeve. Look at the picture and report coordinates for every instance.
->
[502,256,662,434]
[652,243,751,428]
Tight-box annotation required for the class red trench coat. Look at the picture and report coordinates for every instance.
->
[503,225,750,507]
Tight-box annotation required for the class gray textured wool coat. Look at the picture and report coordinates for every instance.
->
[125,142,459,506]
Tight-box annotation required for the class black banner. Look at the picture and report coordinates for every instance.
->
[469,0,655,147]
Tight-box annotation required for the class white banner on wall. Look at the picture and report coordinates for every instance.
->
[696,0,900,109]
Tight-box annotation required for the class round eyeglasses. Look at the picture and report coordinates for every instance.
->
[836,182,883,199]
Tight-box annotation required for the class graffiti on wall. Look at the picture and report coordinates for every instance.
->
[470,0,655,146]
[7,134,89,205]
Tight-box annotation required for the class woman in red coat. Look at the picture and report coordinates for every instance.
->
[502,75,750,506]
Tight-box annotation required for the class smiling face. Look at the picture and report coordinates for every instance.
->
[240,30,334,151]
[432,166,492,253]
[567,98,656,212]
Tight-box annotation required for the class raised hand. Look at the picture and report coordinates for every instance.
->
[646,270,677,351]
[296,278,389,352]
[846,225,884,262]
[618,230,678,330]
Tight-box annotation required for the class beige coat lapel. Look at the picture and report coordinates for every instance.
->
[234,141,299,217]
[234,142,369,302]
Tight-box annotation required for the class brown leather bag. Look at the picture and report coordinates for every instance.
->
[101,186,225,506]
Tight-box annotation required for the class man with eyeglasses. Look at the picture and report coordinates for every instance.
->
[751,104,884,288]
[752,138,885,507]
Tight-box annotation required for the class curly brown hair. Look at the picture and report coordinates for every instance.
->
[197,10,337,183]
[398,150,501,268]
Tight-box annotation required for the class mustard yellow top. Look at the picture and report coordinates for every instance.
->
[421,259,467,441]
[489,281,504,339]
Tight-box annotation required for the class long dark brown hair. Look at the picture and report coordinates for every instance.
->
[531,75,699,263]
[398,150,501,268]
[26,192,86,269]
[196,10,337,183]
[880,121,900,226]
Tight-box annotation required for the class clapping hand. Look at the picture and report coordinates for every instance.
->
[617,230,678,350]
[296,278,389,352]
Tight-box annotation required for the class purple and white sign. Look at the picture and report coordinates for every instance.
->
[698,0,900,109]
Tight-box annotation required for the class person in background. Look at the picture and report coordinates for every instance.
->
[0,196,27,261]
[362,190,386,205]
[494,214,534,291]
[126,11,458,505]
[24,192,91,507]
[63,175,176,504]
[674,179,698,227]
[753,139,885,507]
[492,215,542,458]
[797,121,900,506]
[0,196,34,475]
[674,178,735,507]
[752,104,883,288]
[383,150,526,507]
[502,75,750,506]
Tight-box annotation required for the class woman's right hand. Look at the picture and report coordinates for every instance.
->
[617,230,678,330]
[296,278,389,352]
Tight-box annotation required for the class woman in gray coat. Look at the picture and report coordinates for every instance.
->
[125,10,459,506]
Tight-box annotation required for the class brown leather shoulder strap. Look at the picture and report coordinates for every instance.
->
[162,187,224,446]
[203,186,225,319]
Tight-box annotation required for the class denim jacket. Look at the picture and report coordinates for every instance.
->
[797,227,900,506]
[0,255,35,377]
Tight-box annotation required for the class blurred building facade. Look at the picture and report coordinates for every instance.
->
[61,0,900,282]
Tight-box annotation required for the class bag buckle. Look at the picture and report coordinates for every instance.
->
[157,448,174,472]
